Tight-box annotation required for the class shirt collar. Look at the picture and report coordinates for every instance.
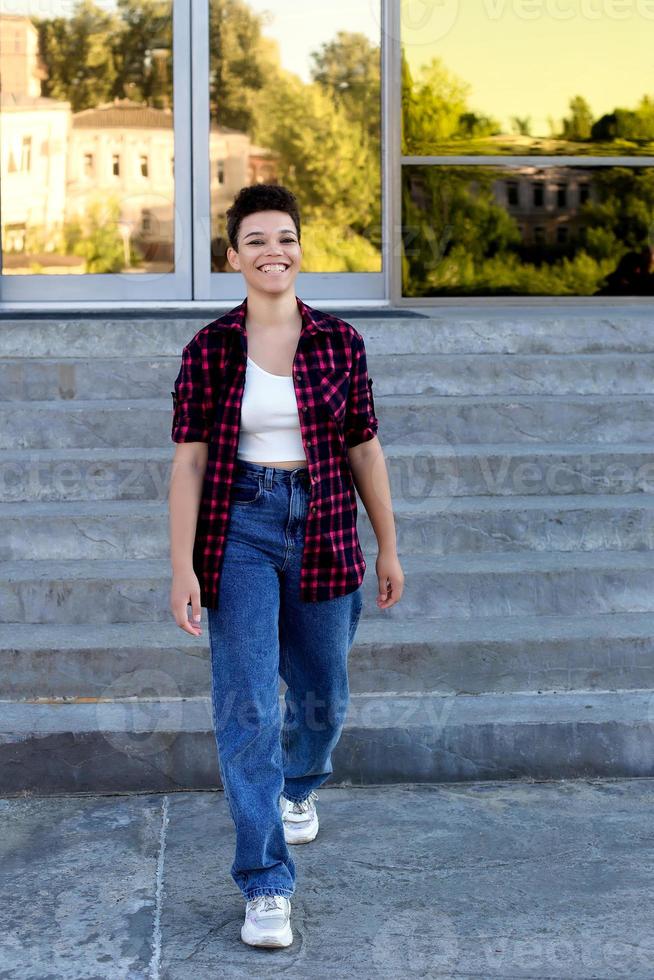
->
[220,295,332,337]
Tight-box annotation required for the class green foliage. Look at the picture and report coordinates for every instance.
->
[250,69,380,251]
[64,197,130,273]
[402,162,653,296]
[562,96,594,141]
[35,0,172,112]
[579,168,654,255]
[36,0,119,112]
[207,0,270,134]
[402,52,472,152]
[402,45,654,156]
[29,0,383,274]
[300,217,380,272]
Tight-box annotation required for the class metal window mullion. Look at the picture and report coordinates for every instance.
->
[386,0,402,306]
[401,156,654,166]
[190,0,212,299]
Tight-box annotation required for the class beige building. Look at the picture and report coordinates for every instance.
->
[0,14,270,273]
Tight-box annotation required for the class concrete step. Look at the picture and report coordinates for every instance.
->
[3,493,654,560]
[2,689,653,793]
[4,551,654,624]
[3,442,653,502]
[3,611,654,701]
[3,351,654,400]
[2,309,654,357]
[5,394,654,449]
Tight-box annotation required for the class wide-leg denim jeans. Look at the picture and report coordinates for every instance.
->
[207,459,364,902]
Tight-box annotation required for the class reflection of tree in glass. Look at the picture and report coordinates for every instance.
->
[35,0,172,112]
[402,48,654,156]
[209,0,382,273]
[403,164,654,297]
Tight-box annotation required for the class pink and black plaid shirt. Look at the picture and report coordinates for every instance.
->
[171,295,379,609]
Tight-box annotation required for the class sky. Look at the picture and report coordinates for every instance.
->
[0,0,382,85]
[401,0,654,134]
[3,0,652,132]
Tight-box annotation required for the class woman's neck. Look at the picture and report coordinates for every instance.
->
[245,291,301,331]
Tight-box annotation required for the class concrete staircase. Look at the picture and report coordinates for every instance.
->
[2,307,654,794]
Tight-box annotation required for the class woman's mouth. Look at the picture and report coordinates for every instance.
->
[258,263,289,274]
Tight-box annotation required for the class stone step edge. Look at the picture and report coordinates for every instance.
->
[3,609,654,653]
[7,393,654,410]
[3,549,654,582]
[2,441,653,462]
[3,492,654,519]
[2,689,653,735]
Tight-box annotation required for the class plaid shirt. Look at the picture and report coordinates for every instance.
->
[171,296,379,609]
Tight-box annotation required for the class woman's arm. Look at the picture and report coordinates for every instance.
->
[348,438,404,610]
[168,333,216,635]
[343,330,404,609]
[169,442,208,635]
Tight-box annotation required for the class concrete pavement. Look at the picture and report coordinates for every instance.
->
[1,778,653,978]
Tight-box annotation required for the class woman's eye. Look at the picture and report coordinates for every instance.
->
[250,239,295,245]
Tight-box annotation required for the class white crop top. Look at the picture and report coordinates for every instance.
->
[236,356,306,463]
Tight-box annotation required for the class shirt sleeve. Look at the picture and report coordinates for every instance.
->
[344,330,379,449]
[171,336,215,443]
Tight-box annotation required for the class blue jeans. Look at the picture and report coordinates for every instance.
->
[207,459,364,902]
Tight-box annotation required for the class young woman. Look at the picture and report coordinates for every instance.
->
[168,184,404,949]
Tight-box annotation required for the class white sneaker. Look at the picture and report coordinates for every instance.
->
[241,894,293,948]
[280,790,319,844]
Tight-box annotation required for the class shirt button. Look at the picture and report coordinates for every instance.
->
[307,439,312,446]
[310,505,317,513]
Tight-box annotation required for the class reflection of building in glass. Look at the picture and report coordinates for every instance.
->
[1,92,71,266]
[0,12,45,97]
[496,168,595,248]
[1,15,72,269]
[1,14,273,274]
[69,99,179,267]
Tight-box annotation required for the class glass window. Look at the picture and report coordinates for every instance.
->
[402,164,654,297]
[401,0,654,297]
[401,1,654,158]
[208,0,382,275]
[0,4,174,277]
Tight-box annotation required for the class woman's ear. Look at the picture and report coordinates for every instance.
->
[226,246,240,272]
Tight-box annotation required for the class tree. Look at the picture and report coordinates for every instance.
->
[510,116,532,137]
[310,31,380,145]
[251,71,375,232]
[310,31,381,247]
[36,0,119,112]
[114,0,172,107]
[208,0,269,133]
[562,96,594,141]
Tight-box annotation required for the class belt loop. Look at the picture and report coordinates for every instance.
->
[264,467,274,490]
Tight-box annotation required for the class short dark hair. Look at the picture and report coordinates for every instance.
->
[226,184,301,251]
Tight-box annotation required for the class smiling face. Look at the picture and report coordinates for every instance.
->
[226,210,302,294]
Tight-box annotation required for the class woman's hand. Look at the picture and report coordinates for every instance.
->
[171,569,203,635]
[375,550,405,609]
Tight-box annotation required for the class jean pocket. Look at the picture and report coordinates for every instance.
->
[230,476,263,505]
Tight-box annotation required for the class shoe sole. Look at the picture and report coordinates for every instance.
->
[284,825,319,844]
[241,923,293,947]
[284,821,320,844]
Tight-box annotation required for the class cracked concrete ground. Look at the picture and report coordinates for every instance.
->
[1,779,653,979]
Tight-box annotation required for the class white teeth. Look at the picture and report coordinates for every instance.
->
[260,264,288,273]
